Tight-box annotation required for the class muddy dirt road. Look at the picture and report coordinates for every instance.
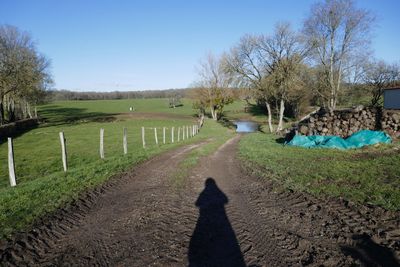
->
[1,135,399,266]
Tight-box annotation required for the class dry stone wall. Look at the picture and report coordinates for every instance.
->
[290,107,400,139]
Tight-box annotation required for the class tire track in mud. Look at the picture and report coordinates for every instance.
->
[187,135,399,266]
[0,141,209,266]
[1,135,399,266]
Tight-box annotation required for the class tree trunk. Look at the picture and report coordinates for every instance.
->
[266,101,274,133]
[0,100,4,125]
[210,106,218,120]
[276,98,285,132]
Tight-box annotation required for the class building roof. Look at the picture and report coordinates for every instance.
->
[383,87,400,91]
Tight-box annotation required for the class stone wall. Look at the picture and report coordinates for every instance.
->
[289,107,400,139]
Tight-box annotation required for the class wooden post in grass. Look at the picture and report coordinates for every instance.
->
[154,127,158,145]
[163,127,166,144]
[186,126,189,139]
[100,128,105,159]
[8,138,16,187]
[171,127,174,143]
[123,127,128,154]
[142,127,146,148]
[59,132,68,172]
[182,126,185,140]
[178,127,181,142]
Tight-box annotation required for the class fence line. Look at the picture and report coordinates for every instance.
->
[8,138,16,187]
[6,121,204,188]
[123,127,128,155]
[100,128,105,159]
[154,128,158,145]
[59,132,68,172]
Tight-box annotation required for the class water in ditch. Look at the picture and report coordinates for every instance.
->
[234,121,259,133]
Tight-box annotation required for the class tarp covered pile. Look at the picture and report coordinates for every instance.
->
[287,130,391,150]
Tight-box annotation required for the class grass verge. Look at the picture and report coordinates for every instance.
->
[0,117,226,238]
[238,133,400,210]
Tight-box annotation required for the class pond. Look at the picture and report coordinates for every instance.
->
[234,121,259,133]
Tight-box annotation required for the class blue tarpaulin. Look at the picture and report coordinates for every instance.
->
[287,130,391,149]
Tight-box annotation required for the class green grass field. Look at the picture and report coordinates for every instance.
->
[0,98,237,238]
[38,98,199,124]
[239,133,400,210]
[2,97,399,239]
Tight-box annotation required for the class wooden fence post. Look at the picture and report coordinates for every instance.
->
[186,126,189,139]
[142,127,146,148]
[8,138,16,187]
[123,127,128,155]
[171,127,174,143]
[100,128,105,159]
[178,127,181,142]
[163,127,166,144]
[154,127,158,145]
[59,132,68,172]
[182,126,185,140]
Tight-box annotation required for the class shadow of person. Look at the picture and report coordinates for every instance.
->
[188,178,245,267]
[341,233,400,267]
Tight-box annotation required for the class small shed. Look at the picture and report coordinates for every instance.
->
[383,87,400,109]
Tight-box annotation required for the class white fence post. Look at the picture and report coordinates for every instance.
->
[123,127,128,155]
[154,127,158,145]
[182,126,185,140]
[100,128,105,159]
[186,126,189,139]
[171,127,174,143]
[8,138,16,187]
[178,127,181,142]
[59,132,68,172]
[142,127,146,148]
[163,127,166,144]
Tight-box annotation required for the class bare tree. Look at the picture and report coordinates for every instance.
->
[0,25,52,124]
[195,53,233,120]
[223,35,276,132]
[303,0,374,110]
[257,22,308,131]
[363,60,400,106]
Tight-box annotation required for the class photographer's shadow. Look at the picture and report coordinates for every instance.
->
[188,178,245,267]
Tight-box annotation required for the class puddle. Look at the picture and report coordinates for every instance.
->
[234,121,259,133]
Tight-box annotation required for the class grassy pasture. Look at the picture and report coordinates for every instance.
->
[239,133,400,210]
[0,98,236,238]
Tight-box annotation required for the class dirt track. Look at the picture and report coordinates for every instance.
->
[1,135,399,266]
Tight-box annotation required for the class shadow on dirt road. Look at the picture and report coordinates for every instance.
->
[341,233,400,267]
[188,178,245,267]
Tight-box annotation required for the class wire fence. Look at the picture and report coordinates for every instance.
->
[5,123,202,187]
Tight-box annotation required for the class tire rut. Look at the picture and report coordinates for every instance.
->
[1,135,399,267]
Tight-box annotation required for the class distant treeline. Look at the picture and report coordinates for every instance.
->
[46,88,191,101]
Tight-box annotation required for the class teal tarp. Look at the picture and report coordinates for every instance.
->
[287,130,391,149]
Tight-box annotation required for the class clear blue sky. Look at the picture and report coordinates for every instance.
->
[1,0,399,91]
